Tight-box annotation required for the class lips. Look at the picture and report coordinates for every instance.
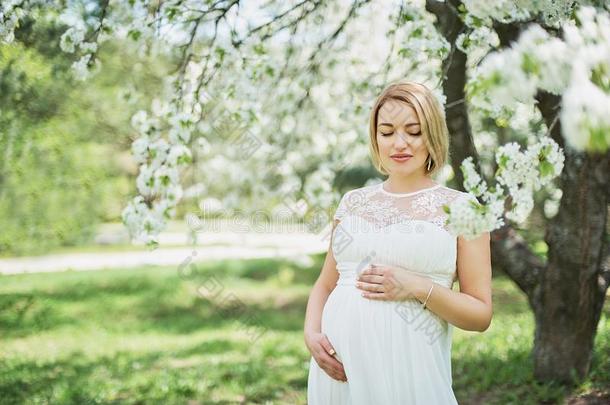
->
[390,153,412,163]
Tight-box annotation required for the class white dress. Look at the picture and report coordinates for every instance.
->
[307,181,476,405]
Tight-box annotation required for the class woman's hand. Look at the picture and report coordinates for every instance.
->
[305,331,347,382]
[356,263,429,301]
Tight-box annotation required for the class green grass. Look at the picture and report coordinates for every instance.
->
[1,256,609,404]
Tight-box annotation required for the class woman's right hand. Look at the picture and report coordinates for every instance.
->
[305,331,347,382]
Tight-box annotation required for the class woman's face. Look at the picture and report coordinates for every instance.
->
[376,99,429,177]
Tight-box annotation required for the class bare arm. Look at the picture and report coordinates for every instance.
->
[303,219,347,382]
[304,219,340,338]
[414,231,493,332]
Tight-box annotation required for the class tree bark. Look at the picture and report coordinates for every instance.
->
[532,92,610,383]
[425,0,480,188]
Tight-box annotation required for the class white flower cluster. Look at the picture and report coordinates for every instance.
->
[395,1,451,63]
[560,7,610,152]
[121,196,166,246]
[466,20,572,118]
[446,188,505,241]
[0,1,25,44]
[59,18,105,81]
[468,5,610,152]
[461,0,575,28]
[460,157,487,197]
[456,26,500,54]
[446,137,564,239]
[59,26,84,53]
[496,137,564,222]
[122,102,194,247]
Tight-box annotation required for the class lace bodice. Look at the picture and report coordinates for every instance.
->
[334,181,474,234]
[330,181,477,288]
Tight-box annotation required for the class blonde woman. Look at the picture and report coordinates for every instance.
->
[304,81,492,404]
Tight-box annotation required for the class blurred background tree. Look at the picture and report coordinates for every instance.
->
[0,14,170,254]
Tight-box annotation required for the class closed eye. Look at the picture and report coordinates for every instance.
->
[380,131,421,136]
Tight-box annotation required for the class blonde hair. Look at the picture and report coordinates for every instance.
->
[368,81,449,178]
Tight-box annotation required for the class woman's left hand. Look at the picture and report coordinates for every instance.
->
[356,263,428,301]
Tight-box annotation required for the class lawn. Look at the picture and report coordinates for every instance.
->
[1,254,608,404]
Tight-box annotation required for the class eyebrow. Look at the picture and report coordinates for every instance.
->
[378,122,420,127]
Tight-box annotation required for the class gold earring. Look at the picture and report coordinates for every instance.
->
[427,158,432,171]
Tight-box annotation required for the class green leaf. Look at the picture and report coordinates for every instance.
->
[253,43,266,55]
[128,29,141,41]
[498,154,509,169]
[539,160,553,178]
[588,126,609,152]
[495,117,509,128]
[590,63,610,93]
[521,53,539,75]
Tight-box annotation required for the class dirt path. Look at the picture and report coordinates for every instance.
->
[0,228,329,275]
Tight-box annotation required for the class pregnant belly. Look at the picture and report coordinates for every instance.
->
[322,286,450,354]
[319,286,454,393]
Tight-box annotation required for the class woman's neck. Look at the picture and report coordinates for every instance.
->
[383,175,437,194]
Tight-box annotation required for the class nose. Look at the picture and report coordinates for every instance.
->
[394,130,410,148]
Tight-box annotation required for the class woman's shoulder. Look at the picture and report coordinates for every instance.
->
[339,182,477,202]
[339,182,381,199]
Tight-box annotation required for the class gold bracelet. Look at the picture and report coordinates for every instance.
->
[421,284,434,310]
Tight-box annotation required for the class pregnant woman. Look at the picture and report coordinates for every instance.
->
[304,81,492,404]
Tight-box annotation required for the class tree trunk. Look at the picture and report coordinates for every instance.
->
[529,91,610,383]
[427,0,610,385]
[532,146,609,383]
[425,0,480,188]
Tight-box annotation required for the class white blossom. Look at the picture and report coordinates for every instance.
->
[456,26,499,54]
[80,41,97,53]
[166,144,192,166]
[467,6,610,151]
[18,0,590,246]
[71,53,100,81]
[60,26,85,53]
[136,164,156,196]
[131,137,150,165]
[148,138,170,169]
[0,4,23,44]
[461,157,488,196]
[121,196,165,246]
[448,137,563,239]
[446,191,504,241]
[130,110,161,138]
